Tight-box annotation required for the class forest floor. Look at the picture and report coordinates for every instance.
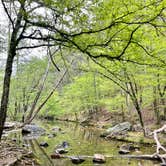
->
[0,139,39,166]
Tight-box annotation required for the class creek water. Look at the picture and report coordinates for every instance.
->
[7,121,159,166]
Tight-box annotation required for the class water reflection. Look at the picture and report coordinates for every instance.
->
[6,121,159,166]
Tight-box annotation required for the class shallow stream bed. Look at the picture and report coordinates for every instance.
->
[7,121,159,166]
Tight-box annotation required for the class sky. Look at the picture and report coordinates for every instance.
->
[0,1,47,69]
[0,1,8,68]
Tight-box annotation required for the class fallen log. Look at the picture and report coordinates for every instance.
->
[53,154,165,162]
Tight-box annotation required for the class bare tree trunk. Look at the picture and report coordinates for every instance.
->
[161,98,166,120]
[0,1,24,140]
[25,58,50,122]
[22,69,68,126]
[0,52,15,140]
[134,101,146,136]
[153,87,160,124]
[127,75,145,136]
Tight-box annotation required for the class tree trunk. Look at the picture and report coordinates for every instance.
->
[161,98,166,120]
[0,1,24,140]
[25,58,50,122]
[22,69,68,126]
[0,51,15,140]
[153,87,160,124]
[135,102,146,136]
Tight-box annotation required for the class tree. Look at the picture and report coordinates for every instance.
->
[0,0,165,140]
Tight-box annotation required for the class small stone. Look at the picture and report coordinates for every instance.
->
[70,157,85,164]
[55,148,68,154]
[23,144,30,147]
[118,143,139,154]
[93,154,106,164]
[39,142,49,147]
[118,148,130,154]
[52,127,61,132]
[48,133,56,138]
[55,141,69,149]
[12,138,17,142]
[50,153,63,159]
[4,122,15,130]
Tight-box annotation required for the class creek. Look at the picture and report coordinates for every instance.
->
[7,120,159,166]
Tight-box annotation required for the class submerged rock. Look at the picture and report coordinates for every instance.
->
[100,122,132,137]
[93,154,106,164]
[39,142,49,147]
[55,141,69,149]
[48,133,56,138]
[70,156,85,164]
[22,124,45,135]
[118,143,140,154]
[119,148,130,154]
[51,126,61,132]
[55,148,68,154]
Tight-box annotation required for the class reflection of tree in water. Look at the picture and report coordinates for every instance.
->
[62,121,100,143]
[27,139,71,166]
[27,139,54,166]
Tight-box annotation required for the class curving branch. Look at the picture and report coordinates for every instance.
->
[1,0,14,29]
[48,46,61,72]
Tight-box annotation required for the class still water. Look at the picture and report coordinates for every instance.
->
[9,121,159,166]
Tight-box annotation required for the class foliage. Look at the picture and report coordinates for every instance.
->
[0,0,165,132]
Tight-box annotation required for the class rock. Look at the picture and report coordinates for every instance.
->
[70,156,85,164]
[48,133,56,138]
[118,143,140,154]
[22,144,30,147]
[55,148,68,154]
[119,148,130,154]
[22,124,45,135]
[55,141,69,149]
[44,116,54,121]
[93,154,106,164]
[51,126,61,132]
[12,138,17,142]
[132,124,142,132]
[50,153,64,159]
[4,122,15,130]
[39,142,49,147]
[100,122,132,137]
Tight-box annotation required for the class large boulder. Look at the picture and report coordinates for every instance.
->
[100,122,132,137]
[22,124,45,135]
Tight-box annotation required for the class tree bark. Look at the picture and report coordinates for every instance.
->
[22,69,68,126]
[0,51,15,140]
[0,1,24,140]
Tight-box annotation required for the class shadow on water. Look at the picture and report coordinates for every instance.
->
[7,121,159,166]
